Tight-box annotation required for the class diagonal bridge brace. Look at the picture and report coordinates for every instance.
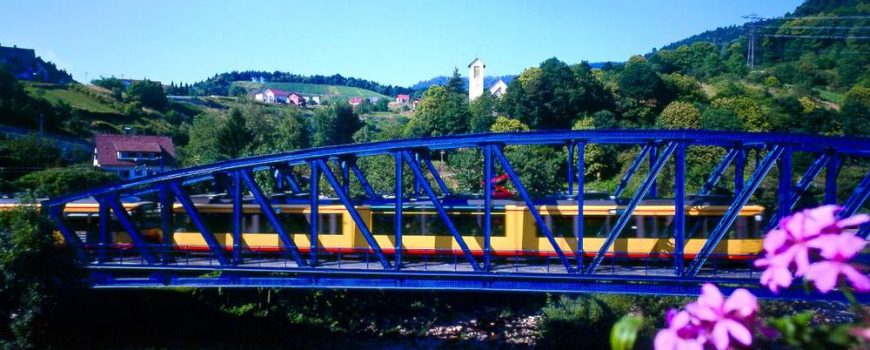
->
[586,142,678,274]
[765,153,832,231]
[840,171,870,239]
[102,193,159,264]
[491,146,578,273]
[401,151,482,271]
[47,204,87,262]
[239,169,308,267]
[313,159,392,270]
[613,144,652,198]
[169,180,230,265]
[685,146,784,277]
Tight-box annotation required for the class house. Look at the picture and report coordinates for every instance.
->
[349,96,363,106]
[288,92,305,107]
[396,94,410,104]
[254,92,265,102]
[93,134,176,180]
[488,79,508,98]
[263,88,291,104]
[0,45,37,80]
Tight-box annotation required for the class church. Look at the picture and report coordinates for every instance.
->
[467,58,508,101]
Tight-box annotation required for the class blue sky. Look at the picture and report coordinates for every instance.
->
[0,0,803,87]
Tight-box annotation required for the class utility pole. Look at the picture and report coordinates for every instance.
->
[742,14,762,69]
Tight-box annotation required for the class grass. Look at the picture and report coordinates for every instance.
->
[815,89,845,105]
[232,81,388,99]
[23,82,120,114]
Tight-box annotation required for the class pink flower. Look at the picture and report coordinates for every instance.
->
[655,284,760,350]
[685,284,758,350]
[654,310,705,350]
[755,205,870,293]
[804,232,870,293]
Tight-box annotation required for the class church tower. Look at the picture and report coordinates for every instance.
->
[468,58,485,100]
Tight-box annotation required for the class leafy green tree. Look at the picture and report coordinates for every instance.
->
[12,167,117,197]
[314,102,362,146]
[500,59,614,130]
[841,86,870,136]
[490,116,529,132]
[0,135,63,174]
[710,97,770,132]
[181,112,223,166]
[700,108,743,131]
[469,92,498,132]
[228,85,247,97]
[490,117,562,197]
[274,108,311,151]
[405,85,469,137]
[126,80,168,111]
[445,67,465,95]
[374,97,390,112]
[216,108,253,159]
[619,56,667,101]
[0,200,84,348]
[656,101,701,129]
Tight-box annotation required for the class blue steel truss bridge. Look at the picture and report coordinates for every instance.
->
[40,130,870,302]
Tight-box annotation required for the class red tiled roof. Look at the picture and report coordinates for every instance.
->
[349,97,363,103]
[94,134,175,167]
[266,88,291,97]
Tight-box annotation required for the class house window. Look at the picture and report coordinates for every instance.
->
[473,66,480,78]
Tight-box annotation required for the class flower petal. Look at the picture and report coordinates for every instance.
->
[724,289,757,318]
[724,319,753,346]
[711,322,731,350]
[836,214,870,229]
[805,261,841,293]
[841,264,870,292]
[655,329,677,350]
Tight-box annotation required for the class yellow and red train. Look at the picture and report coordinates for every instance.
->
[2,197,766,260]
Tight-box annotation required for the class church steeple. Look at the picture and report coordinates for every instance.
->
[467,57,485,100]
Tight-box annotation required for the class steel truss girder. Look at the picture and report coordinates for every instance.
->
[83,267,870,303]
[347,158,380,200]
[765,153,832,231]
[48,204,86,262]
[44,130,870,207]
[586,142,678,274]
[401,151,481,271]
[103,193,158,264]
[491,146,574,272]
[239,169,307,267]
[686,146,785,277]
[313,159,392,270]
[169,180,230,265]
[613,144,652,198]
[698,148,739,196]
[841,171,870,239]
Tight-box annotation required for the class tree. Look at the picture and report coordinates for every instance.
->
[500,58,614,130]
[228,85,247,97]
[490,117,563,196]
[700,108,743,131]
[314,102,362,146]
[12,166,117,197]
[656,101,701,129]
[274,108,310,151]
[446,67,465,95]
[469,92,498,132]
[841,86,870,136]
[405,85,469,137]
[618,56,670,106]
[710,97,770,132]
[0,200,84,348]
[126,80,168,111]
[490,116,529,132]
[216,108,253,159]
[181,112,223,166]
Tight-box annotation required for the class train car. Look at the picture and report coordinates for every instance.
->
[0,198,160,247]
[166,198,766,260]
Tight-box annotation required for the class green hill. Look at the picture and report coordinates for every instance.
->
[22,82,121,114]
[232,81,388,99]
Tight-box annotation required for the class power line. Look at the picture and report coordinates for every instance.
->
[764,34,870,40]
[760,25,870,30]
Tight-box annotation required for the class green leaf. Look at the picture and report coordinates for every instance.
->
[610,314,644,350]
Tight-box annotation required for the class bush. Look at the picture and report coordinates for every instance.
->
[13,167,117,197]
[538,295,616,349]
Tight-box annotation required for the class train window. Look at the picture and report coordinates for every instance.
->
[174,212,343,235]
[372,211,506,237]
[540,215,617,238]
